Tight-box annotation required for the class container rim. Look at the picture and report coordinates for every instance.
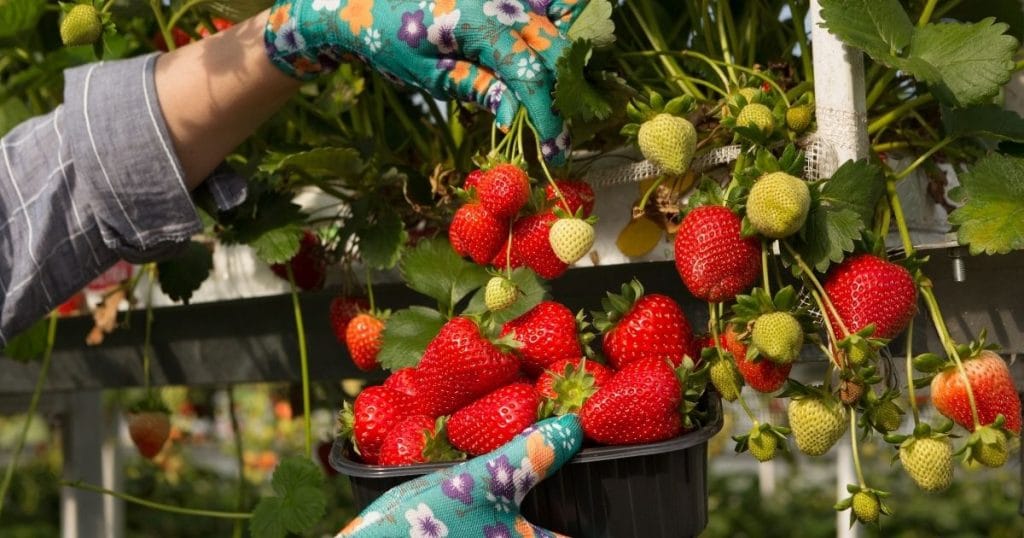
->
[330,393,723,478]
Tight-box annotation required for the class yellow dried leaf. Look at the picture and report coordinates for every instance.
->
[616,216,663,257]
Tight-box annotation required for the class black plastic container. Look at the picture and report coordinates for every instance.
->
[330,395,723,538]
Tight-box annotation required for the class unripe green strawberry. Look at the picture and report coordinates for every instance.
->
[736,103,774,134]
[709,358,742,402]
[871,401,902,432]
[787,396,846,456]
[637,114,697,175]
[549,217,595,264]
[721,88,758,118]
[484,276,517,311]
[976,434,1009,468]
[747,172,810,238]
[61,4,103,46]
[751,311,804,364]
[785,105,813,132]
[748,427,778,462]
[899,436,953,492]
[852,491,880,524]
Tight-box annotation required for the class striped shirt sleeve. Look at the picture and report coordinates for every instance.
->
[0,53,245,345]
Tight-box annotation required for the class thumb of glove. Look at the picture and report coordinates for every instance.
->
[338,414,584,537]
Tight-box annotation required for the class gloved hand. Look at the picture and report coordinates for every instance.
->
[264,0,587,163]
[337,414,583,537]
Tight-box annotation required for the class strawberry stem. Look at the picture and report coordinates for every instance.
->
[61,480,252,519]
[921,286,982,429]
[0,313,57,521]
[143,264,156,395]
[285,265,314,459]
[782,241,851,338]
[504,222,514,280]
[808,288,844,368]
[736,393,759,423]
[761,241,771,296]
[364,265,376,313]
[227,386,247,531]
[637,175,665,213]
[850,409,867,488]
[904,319,921,425]
[892,138,954,182]
[524,114,573,215]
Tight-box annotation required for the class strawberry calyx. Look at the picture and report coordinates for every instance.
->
[834,485,892,526]
[575,310,598,359]
[591,279,645,333]
[620,91,696,138]
[731,421,791,461]
[420,417,467,463]
[128,394,170,415]
[539,359,602,417]
[958,420,1012,468]
[676,357,709,430]
[729,285,811,364]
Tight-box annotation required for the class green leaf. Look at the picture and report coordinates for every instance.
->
[948,154,1024,255]
[259,147,365,181]
[0,98,31,138]
[378,306,447,371]
[900,19,1018,107]
[943,0,1024,41]
[554,40,630,123]
[818,0,913,62]
[249,225,303,265]
[157,242,213,304]
[398,238,489,312]
[819,159,886,226]
[250,456,325,538]
[791,204,863,273]
[356,209,407,270]
[0,0,45,39]
[943,105,1024,142]
[464,268,550,324]
[567,0,615,46]
[1,317,49,362]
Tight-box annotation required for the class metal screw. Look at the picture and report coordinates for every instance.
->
[948,247,966,283]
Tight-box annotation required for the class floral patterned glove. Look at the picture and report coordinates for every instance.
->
[336,414,583,538]
[265,0,588,163]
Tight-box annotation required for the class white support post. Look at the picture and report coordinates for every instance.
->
[809,1,869,537]
[61,390,121,538]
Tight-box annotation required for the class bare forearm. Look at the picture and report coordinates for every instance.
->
[154,10,300,189]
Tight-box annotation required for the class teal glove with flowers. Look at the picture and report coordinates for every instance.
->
[265,0,588,163]
[336,414,583,538]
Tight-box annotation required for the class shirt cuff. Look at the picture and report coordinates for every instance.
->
[62,53,246,262]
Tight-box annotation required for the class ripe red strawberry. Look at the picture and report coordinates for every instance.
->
[345,312,386,371]
[384,367,421,399]
[449,202,507,265]
[493,212,568,279]
[674,206,760,302]
[128,411,171,459]
[823,254,917,340]
[535,358,614,400]
[463,169,485,193]
[478,164,530,219]
[546,180,595,217]
[197,17,233,38]
[153,27,191,51]
[596,281,693,370]
[931,350,1021,433]
[500,301,582,375]
[723,325,790,393]
[378,416,462,466]
[271,231,327,291]
[689,333,712,365]
[448,383,540,455]
[340,386,416,464]
[415,317,522,416]
[329,296,370,344]
[580,357,683,444]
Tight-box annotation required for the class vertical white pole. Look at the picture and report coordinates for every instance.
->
[809,2,869,537]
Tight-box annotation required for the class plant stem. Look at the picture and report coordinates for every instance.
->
[904,321,921,424]
[167,0,208,30]
[920,286,981,428]
[715,0,739,83]
[761,241,771,296]
[0,314,57,521]
[227,386,246,538]
[143,264,156,395]
[917,0,939,27]
[736,394,759,423]
[868,94,933,135]
[628,2,704,99]
[62,481,252,519]
[364,265,376,313]
[885,178,915,257]
[849,410,867,487]
[865,70,896,110]
[788,0,813,82]
[893,137,954,181]
[782,242,850,338]
[149,1,177,52]
[809,288,843,367]
[285,266,313,459]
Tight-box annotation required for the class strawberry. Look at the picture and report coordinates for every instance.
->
[823,254,917,340]
[750,311,804,364]
[709,356,742,401]
[271,231,327,291]
[736,103,774,134]
[500,301,582,376]
[61,4,103,46]
[785,105,813,132]
[448,383,540,455]
[852,491,880,524]
[746,172,810,239]
[724,325,790,393]
[493,212,568,280]
[345,312,386,371]
[484,275,518,312]
[546,180,595,217]
[128,411,171,459]
[580,357,683,445]
[595,280,693,370]
[378,416,463,466]
[196,17,234,38]
[549,217,595,264]
[746,424,778,462]
[478,164,530,219]
[339,386,416,464]
[535,358,614,401]
[416,317,521,416]
[637,114,697,175]
[787,391,847,456]
[449,203,507,265]
[463,169,485,193]
[383,367,421,399]
[329,296,370,344]
[153,27,191,52]
[899,435,953,492]
[674,206,761,302]
[930,350,1021,433]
